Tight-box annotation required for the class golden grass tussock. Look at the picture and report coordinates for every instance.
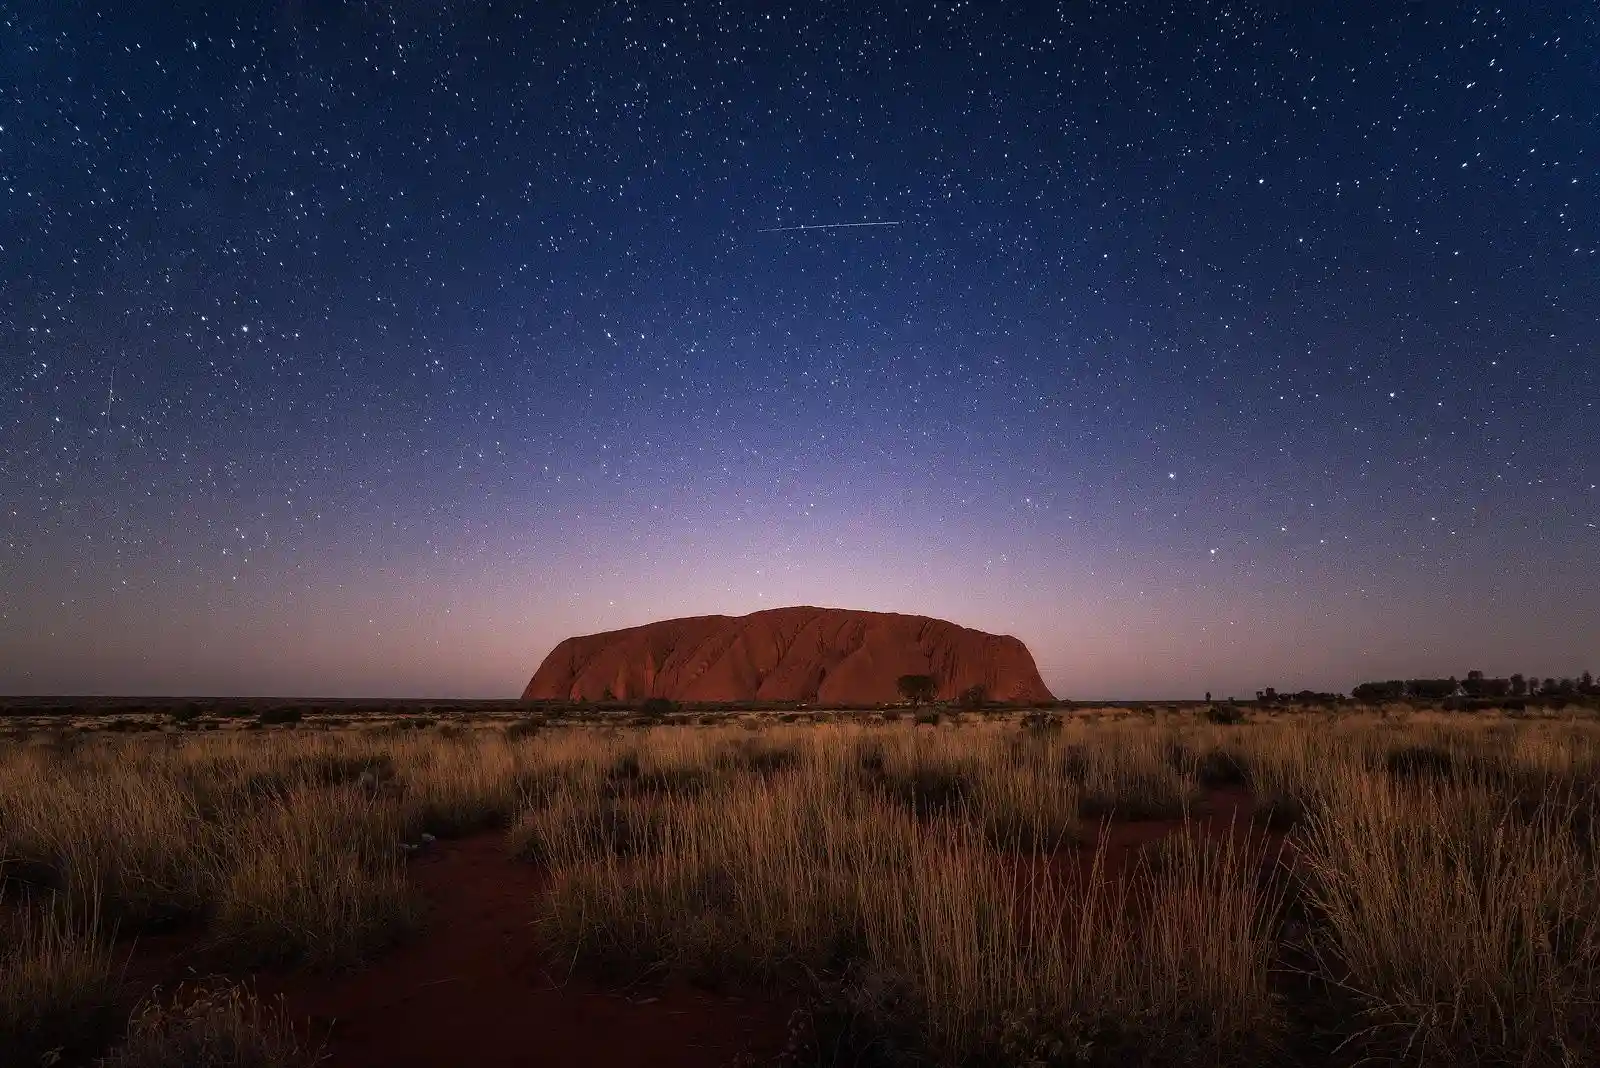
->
[1071,726,1196,820]
[205,784,419,967]
[0,889,123,1066]
[0,735,421,969]
[1298,771,1600,1064]
[0,750,209,928]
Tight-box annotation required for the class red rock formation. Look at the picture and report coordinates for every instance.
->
[522,606,1054,704]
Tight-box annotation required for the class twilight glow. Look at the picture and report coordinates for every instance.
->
[2,4,1596,699]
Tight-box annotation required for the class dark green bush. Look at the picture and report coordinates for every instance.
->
[1385,744,1454,779]
[639,697,679,718]
[1196,750,1250,787]
[504,718,543,741]
[1204,704,1244,725]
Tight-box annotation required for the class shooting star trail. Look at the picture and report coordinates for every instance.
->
[755,220,903,233]
[101,369,115,440]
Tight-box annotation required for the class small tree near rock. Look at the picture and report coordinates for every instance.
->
[640,697,679,719]
[896,674,937,707]
[958,684,988,711]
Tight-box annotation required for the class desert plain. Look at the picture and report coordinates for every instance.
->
[3,696,1599,1067]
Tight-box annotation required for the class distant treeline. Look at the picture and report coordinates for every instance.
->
[1350,670,1598,703]
[1252,688,1346,706]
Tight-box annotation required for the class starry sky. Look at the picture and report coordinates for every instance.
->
[3,2,1597,700]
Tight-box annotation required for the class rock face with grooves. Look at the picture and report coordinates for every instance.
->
[522,606,1055,704]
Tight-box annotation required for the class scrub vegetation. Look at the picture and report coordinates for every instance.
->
[1,704,1596,1065]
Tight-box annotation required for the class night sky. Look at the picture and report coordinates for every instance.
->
[3,2,1596,700]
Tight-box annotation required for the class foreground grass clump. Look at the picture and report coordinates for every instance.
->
[97,982,321,1068]
[1299,773,1600,1065]
[1071,728,1195,821]
[0,736,430,970]
[0,891,122,1066]
[207,785,420,968]
[0,753,207,928]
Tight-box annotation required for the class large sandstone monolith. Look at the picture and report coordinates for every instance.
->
[522,606,1055,704]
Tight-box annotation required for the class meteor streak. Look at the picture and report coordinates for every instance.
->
[755,220,903,233]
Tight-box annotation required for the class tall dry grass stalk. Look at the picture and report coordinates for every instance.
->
[0,735,424,967]
[1299,771,1600,1065]
[206,784,418,967]
[0,888,123,1065]
[0,750,208,927]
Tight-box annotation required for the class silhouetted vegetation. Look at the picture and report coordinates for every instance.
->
[638,697,679,719]
[895,674,937,707]
[1349,669,1600,706]
[504,717,544,740]
[1253,687,1343,706]
[1204,704,1245,725]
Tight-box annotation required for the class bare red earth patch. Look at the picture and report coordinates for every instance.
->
[1044,784,1290,883]
[249,837,793,1068]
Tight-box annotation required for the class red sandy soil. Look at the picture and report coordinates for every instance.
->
[1042,784,1292,883]
[252,836,795,1068]
[111,787,1291,1068]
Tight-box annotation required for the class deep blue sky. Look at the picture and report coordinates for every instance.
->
[3,1,1596,698]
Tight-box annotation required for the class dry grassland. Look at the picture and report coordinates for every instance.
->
[2,707,1597,1066]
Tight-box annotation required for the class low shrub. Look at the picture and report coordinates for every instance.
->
[1383,744,1453,780]
[639,697,679,719]
[103,718,151,733]
[1021,710,1064,733]
[97,981,320,1068]
[716,737,802,777]
[1195,749,1250,788]
[504,717,543,741]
